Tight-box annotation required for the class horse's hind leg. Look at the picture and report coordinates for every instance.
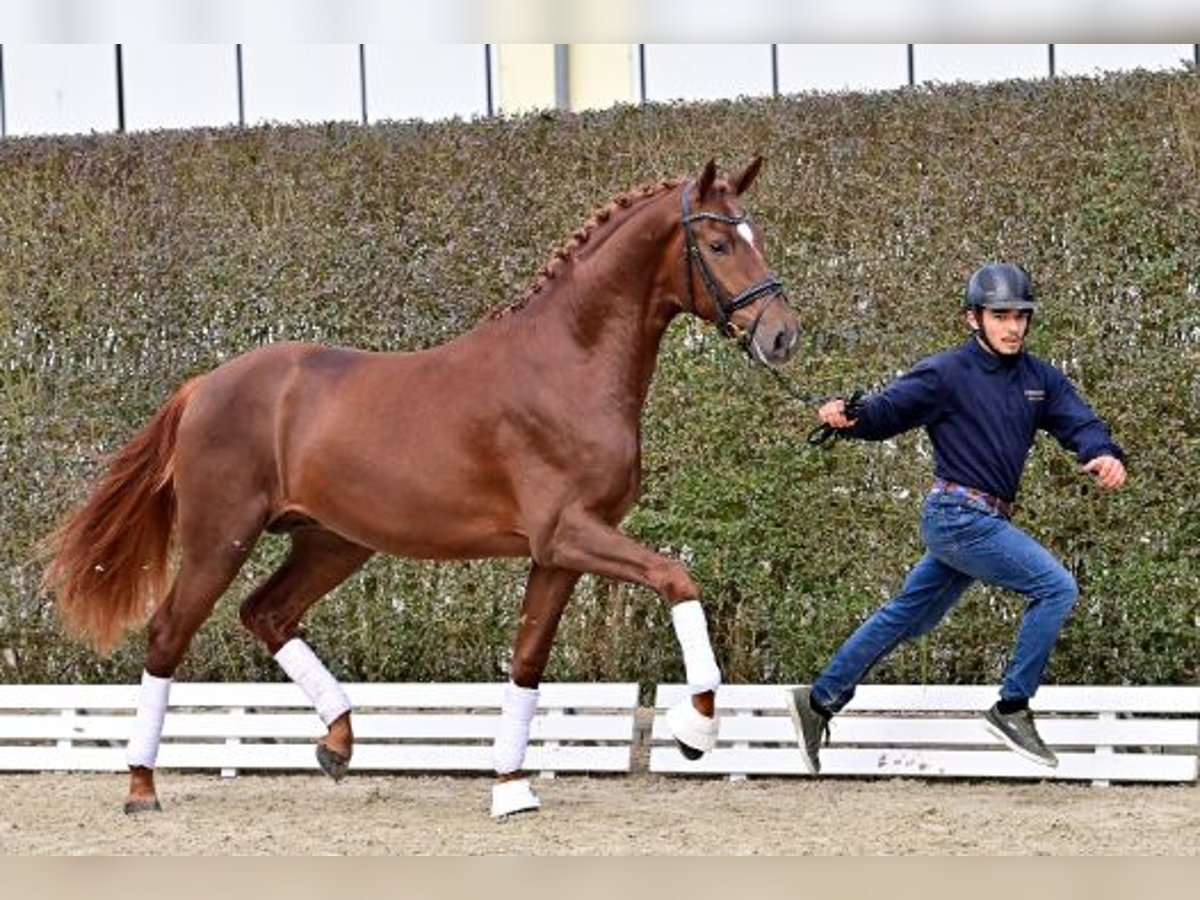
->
[127,522,266,813]
[238,525,372,780]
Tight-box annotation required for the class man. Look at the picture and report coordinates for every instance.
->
[787,262,1127,771]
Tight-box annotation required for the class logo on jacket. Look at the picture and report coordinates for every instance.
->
[1024,389,1046,402]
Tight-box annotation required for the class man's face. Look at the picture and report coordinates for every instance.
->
[969,307,1031,355]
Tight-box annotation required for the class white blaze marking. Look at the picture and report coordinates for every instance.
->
[736,222,760,257]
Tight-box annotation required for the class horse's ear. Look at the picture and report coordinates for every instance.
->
[696,159,718,200]
[732,155,764,195]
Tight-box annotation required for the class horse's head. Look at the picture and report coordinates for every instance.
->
[677,157,800,367]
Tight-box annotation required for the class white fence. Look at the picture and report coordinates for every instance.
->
[0,682,640,778]
[651,684,1200,785]
[1,681,1196,785]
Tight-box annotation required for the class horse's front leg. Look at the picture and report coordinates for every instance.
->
[534,510,720,759]
[491,563,580,818]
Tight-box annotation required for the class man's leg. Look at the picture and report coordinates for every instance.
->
[813,552,974,714]
[788,551,972,772]
[931,513,1077,766]
[932,515,1077,701]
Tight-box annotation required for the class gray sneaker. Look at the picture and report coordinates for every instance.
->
[984,703,1058,768]
[785,685,830,774]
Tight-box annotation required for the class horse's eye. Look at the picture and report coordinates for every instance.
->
[708,240,730,255]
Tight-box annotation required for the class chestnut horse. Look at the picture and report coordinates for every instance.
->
[41,157,801,817]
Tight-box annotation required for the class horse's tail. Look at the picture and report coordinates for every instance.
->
[41,377,203,656]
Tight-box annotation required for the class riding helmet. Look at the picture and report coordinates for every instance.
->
[963,263,1037,310]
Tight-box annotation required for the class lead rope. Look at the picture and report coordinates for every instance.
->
[756,364,869,446]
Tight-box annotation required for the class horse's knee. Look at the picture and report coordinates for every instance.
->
[653,560,700,602]
[238,595,292,648]
[238,597,267,639]
[509,648,548,689]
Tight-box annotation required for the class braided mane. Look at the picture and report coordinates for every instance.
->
[490,177,686,319]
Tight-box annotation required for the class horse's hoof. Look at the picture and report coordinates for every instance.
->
[316,743,351,781]
[491,777,541,818]
[123,798,163,815]
[674,739,704,761]
[665,698,718,760]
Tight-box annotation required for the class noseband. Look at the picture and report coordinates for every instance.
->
[680,181,788,349]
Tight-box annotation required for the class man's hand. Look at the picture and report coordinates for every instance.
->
[818,398,858,430]
[1082,455,1126,490]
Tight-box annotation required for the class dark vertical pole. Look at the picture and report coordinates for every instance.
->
[638,44,647,104]
[554,44,570,112]
[236,44,245,126]
[115,44,125,133]
[770,44,779,97]
[1048,44,1056,78]
[0,45,6,139]
[1194,45,1199,68]
[484,44,494,118]
[907,44,915,87]
[359,44,368,124]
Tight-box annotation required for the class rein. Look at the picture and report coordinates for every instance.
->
[680,182,787,350]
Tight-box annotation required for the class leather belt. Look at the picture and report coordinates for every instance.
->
[931,478,1015,518]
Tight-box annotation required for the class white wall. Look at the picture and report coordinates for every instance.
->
[4,44,118,136]
[363,44,490,123]
[240,44,361,126]
[122,44,239,131]
[1,43,1196,138]
[778,45,909,94]
[914,44,1050,84]
[641,44,774,103]
[1052,44,1194,76]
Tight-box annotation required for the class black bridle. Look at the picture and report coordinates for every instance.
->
[680,181,865,447]
[680,181,788,351]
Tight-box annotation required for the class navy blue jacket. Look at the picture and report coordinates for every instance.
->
[846,337,1125,503]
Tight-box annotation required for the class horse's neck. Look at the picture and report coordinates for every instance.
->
[514,194,681,400]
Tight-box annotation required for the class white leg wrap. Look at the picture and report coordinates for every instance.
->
[274,638,352,726]
[126,671,172,769]
[492,682,539,775]
[671,600,722,694]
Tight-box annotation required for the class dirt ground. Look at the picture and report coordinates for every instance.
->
[1,771,1196,855]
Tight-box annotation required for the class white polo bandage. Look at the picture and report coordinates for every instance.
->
[126,670,172,769]
[275,638,352,725]
[672,600,721,694]
[492,682,539,775]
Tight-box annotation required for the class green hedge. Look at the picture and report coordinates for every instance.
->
[1,69,1196,689]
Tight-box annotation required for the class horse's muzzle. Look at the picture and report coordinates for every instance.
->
[749,304,801,368]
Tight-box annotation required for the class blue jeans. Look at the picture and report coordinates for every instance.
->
[812,492,1079,714]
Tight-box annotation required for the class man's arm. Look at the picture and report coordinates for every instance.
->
[1041,367,1127,491]
[817,360,945,441]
